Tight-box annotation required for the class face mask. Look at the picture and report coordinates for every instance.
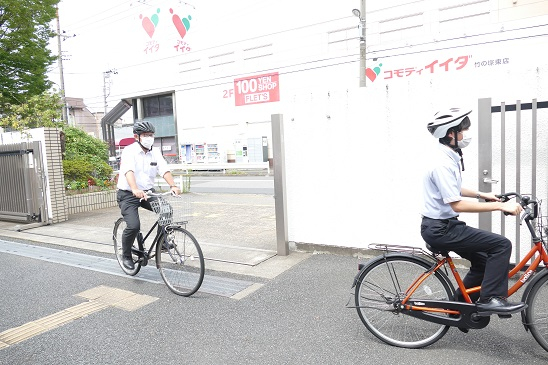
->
[458,131,472,149]
[140,136,154,149]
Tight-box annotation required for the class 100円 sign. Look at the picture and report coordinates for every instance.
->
[234,72,280,106]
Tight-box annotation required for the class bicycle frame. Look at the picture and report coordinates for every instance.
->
[132,220,164,264]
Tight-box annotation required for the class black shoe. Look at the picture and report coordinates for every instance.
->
[122,257,135,270]
[476,297,527,317]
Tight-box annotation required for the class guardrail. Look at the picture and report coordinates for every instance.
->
[167,162,270,175]
[152,162,271,191]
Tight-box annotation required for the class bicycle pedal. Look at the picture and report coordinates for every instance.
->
[498,314,512,319]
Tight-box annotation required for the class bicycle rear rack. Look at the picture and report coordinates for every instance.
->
[368,243,431,256]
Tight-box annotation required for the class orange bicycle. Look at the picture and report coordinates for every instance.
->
[351,192,548,350]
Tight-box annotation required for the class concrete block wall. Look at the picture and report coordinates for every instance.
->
[65,190,117,215]
[43,128,68,223]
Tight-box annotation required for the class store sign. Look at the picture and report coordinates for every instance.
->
[366,54,510,84]
[234,72,280,106]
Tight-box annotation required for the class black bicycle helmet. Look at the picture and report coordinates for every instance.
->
[427,108,472,138]
[133,121,155,135]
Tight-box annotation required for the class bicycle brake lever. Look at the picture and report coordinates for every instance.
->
[496,194,510,202]
[139,190,152,202]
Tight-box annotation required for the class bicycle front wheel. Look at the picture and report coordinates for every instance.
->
[156,226,205,296]
[113,218,142,276]
[525,272,548,352]
[355,254,453,349]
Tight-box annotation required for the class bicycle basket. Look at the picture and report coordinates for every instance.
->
[150,194,191,226]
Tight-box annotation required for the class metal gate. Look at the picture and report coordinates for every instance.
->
[0,141,48,224]
[478,98,548,263]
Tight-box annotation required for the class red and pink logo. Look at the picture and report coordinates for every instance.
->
[140,8,161,38]
[366,63,383,82]
[140,8,192,39]
[170,8,192,40]
[139,7,193,54]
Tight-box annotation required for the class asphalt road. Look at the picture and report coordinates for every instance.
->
[189,175,274,194]
[1,246,547,365]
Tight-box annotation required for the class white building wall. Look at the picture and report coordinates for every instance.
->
[113,0,548,250]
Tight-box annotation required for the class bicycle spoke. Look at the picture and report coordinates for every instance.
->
[355,255,452,349]
[156,227,204,296]
[525,273,548,351]
[113,218,141,276]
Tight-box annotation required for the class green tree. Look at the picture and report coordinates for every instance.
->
[63,126,113,189]
[0,91,62,130]
[0,0,60,113]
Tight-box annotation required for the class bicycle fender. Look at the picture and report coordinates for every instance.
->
[520,268,548,331]
[351,253,441,289]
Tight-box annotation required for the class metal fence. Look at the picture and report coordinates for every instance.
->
[478,98,548,263]
[0,141,47,223]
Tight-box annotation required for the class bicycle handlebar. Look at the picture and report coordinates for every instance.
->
[496,192,538,222]
[139,190,179,202]
[144,190,177,197]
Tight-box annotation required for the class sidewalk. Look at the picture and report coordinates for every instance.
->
[0,192,310,279]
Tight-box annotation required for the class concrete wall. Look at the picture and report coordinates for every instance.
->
[65,190,117,215]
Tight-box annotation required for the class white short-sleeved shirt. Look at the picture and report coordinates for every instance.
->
[421,142,462,219]
[116,141,170,191]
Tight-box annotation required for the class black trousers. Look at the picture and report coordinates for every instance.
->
[116,189,156,258]
[420,217,512,300]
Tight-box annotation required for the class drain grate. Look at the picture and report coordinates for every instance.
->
[0,239,256,298]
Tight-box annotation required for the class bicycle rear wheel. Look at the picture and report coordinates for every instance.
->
[525,272,548,352]
[113,218,142,276]
[156,226,204,296]
[355,254,453,349]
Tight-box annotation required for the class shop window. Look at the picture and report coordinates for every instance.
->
[143,94,173,117]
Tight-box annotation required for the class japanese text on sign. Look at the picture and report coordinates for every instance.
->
[383,55,471,79]
[234,72,280,106]
[474,58,510,67]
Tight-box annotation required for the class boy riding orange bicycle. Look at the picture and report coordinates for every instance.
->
[420,107,526,316]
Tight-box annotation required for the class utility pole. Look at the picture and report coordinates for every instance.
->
[55,6,68,123]
[353,0,366,87]
[102,69,117,116]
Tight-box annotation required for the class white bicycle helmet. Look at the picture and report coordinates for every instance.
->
[427,108,472,138]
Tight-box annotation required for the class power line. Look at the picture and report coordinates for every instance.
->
[60,12,547,79]
[72,24,548,106]
[369,23,548,56]
[107,15,355,71]
[370,31,548,59]
[92,29,548,105]
[61,0,136,32]
[73,31,548,110]
[57,8,548,109]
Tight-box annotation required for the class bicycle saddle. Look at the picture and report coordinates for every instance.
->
[425,243,449,256]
